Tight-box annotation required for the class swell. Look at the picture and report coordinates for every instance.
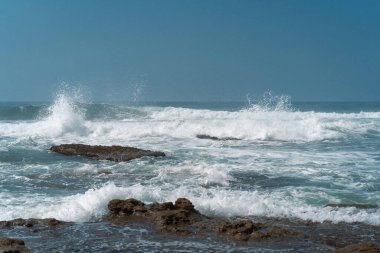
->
[0,104,46,120]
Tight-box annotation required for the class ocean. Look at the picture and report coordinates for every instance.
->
[0,91,380,252]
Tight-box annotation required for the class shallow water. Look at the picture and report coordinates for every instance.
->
[0,92,380,251]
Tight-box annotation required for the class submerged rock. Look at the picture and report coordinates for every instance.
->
[250,227,298,241]
[0,218,64,230]
[331,242,380,253]
[0,237,31,253]
[196,134,241,141]
[97,169,113,175]
[325,204,378,209]
[50,144,165,162]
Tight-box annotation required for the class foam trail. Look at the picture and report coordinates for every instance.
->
[1,183,378,225]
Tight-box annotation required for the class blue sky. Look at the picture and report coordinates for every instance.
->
[1,0,379,102]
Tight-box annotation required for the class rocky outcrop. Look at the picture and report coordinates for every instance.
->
[331,242,380,253]
[105,198,299,241]
[106,198,204,235]
[218,219,297,241]
[218,219,263,241]
[0,200,378,251]
[0,237,31,253]
[50,144,165,162]
[196,134,241,141]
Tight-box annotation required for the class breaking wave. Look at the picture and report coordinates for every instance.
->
[0,90,379,143]
[1,182,379,225]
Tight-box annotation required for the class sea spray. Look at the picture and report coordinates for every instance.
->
[245,91,294,112]
[42,90,89,136]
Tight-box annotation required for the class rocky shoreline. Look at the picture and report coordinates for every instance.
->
[1,144,378,252]
[1,198,379,253]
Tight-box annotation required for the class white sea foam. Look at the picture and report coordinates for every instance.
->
[1,91,379,227]
[154,162,231,187]
[1,182,378,225]
[0,90,379,143]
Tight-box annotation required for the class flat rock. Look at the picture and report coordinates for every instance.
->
[331,242,380,253]
[0,218,64,229]
[196,134,241,141]
[50,144,165,162]
[0,237,31,253]
[97,169,112,175]
[250,227,298,241]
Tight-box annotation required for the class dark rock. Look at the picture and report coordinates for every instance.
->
[150,202,175,212]
[0,218,63,229]
[97,169,112,175]
[107,197,380,247]
[174,198,196,211]
[50,144,165,162]
[0,237,31,253]
[154,210,192,234]
[153,200,202,234]
[251,227,297,241]
[196,134,241,141]
[331,242,380,253]
[218,219,263,241]
[325,204,378,209]
[108,198,146,215]
[106,198,303,242]
[106,198,203,235]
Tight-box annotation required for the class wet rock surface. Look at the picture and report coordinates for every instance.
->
[50,144,165,162]
[196,134,241,141]
[0,237,31,253]
[0,199,379,252]
[105,197,380,251]
[97,169,113,175]
[0,218,63,229]
[106,198,206,235]
[218,219,263,241]
[106,197,304,242]
[331,242,380,253]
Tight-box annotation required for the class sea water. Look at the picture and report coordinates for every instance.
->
[0,91,380,251]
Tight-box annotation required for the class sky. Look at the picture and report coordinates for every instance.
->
[0,0,379,102]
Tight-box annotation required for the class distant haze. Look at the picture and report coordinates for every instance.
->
[1,0,379,102]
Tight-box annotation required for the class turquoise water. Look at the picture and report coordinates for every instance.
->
[0,93,380,228]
